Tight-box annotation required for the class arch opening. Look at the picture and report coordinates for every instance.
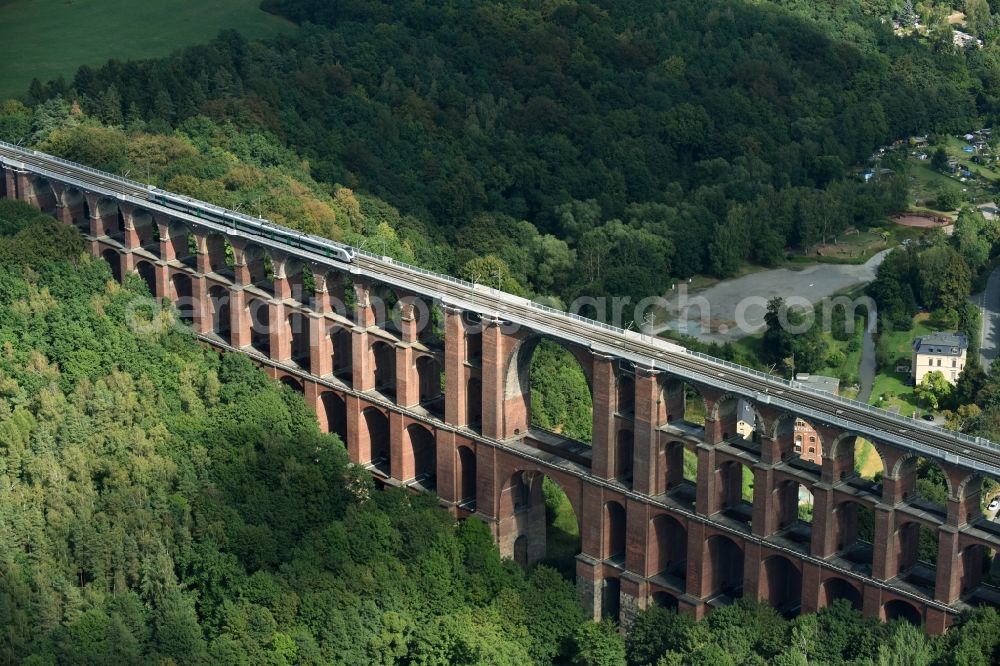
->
[370,284,401,333]
[78,197,93,233]
[704,534,744,601]
[604,500,626,563]
[169,223,196,268]
[761,555,802,617]
[464,312,483,363]
[61,187,87,232]
[883,599,921,625]
[101,248,122,283]
[894,520,939,595]
[968,475,989,525]
[514,535,529,567]
[711,393,759,446]
[774,412,822,466]
[501,471,580,579]
[833,500,875,573]
[616,373,634,416]
[615,428,634,488]
[362,407,390,476]
[602,577,621,621]
[95,198,120,237]
[320,391,347,443]
[661,440,699,508]
[208,285,231,343]
[171,273,194,324]
[288,311,311,372]
[320,270,352,320]
[280,376,303,393]
[663,379,707,433]
[508,337,592,446]
[820,577,862,611]
[854,437,884,482]
[371,341,396,399]
[282,259,309,304]
[456,446,477,510]
[31,176,57,214]
[466,377,483,430]
[415,299,444,348]
[129,208,157,251]
[416,355,443,415]
[716,460,754,528]
[831,433,885,492]
[651,591,679,610]
[957,543,1000,609]
[732,397,762,444]
[112,208,125,240]
[406,424,437,490]
[242,245,273,294]
[774,480,813,547]
[649,514,687,590]
[204,233,233,278]
[135,260,157,297]
[326,325,352,381]
[896,456,949,519]
[247,298,271,356]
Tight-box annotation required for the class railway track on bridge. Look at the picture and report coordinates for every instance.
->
[3,142,1000,476]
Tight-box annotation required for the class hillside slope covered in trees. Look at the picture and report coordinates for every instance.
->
[0,200,598,664]
[26,0,994,303]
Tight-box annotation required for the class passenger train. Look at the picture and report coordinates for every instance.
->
[147,188,356,264]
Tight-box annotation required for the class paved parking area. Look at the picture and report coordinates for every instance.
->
[658,251,888,343]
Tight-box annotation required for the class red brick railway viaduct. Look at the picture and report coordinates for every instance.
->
[5,160,1000,634]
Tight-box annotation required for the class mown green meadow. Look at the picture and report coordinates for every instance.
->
[0,0,293,99]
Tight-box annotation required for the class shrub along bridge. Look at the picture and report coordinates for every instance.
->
[4,143,1000,633]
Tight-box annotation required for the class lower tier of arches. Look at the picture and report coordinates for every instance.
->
[256,362,991,636]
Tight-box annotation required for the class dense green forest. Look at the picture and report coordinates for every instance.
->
[0,199,599,663]
[2,195,999,666]
[24,0,993,304]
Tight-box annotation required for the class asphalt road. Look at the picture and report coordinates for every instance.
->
[974,265,1000,370]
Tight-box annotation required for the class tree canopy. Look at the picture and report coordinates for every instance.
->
[0,201,595,663]
[20,0,985,304]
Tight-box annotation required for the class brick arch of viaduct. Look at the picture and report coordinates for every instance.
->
[7,164,1000,635]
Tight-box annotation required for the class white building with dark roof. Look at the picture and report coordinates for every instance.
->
[912,332,967,385]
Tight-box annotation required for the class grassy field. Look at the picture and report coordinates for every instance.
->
[0,0,295,99]
[943,136,1000,181]
[870,313,941,417]
[870,372,920,417]
[906,138,998,210]
[855,438,883,479]
[788,230,890,265]
[907,162,973,209]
